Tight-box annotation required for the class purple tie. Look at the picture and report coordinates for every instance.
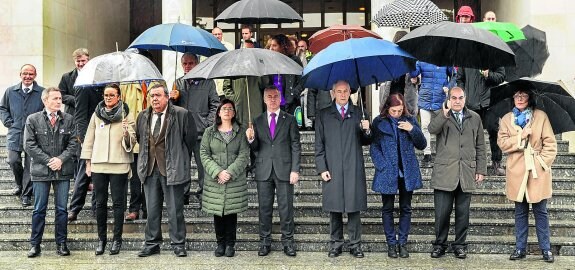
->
[341,106,346,119]
[270,112,277,139]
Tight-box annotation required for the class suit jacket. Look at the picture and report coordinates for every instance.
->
[250,110,301,181]
[57,69,78,114]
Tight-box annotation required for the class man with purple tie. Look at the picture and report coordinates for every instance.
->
[246,85,301,257]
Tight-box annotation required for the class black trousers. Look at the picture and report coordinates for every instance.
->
[127,154,146,213]
[7,150,31,198]
[69,159,96,214]
[92,172,128,241]
[433,184,472,250]
[473,107,502,162]
[214,214,238,247]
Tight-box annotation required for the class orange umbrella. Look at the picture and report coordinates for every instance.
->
[308,24,382,54]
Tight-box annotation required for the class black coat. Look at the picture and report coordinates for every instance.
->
[174,77,220,137]
[456,67,505,110]
[307,88,332,119]
[57,69,79,115]
[74,85,104,141]
[315,103,371,213]
[0,82,44,151]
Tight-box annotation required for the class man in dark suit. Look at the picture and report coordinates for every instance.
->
[57,48,89,115]
[246,85,301,257]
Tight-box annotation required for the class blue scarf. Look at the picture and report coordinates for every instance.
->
[513,107,532,128]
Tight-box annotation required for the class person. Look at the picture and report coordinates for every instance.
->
[266,34,303,115]
[296,40,314,130]
[57,48,90,115]
[409,61,456,163]
[497,89,557,263]
[211,27,234,51]
[172,53,220,204]
[210,27,234,100]
[370,93,426,259]
[136,84,197,257]
[200,99,250,257]
[23,87,78,258]
[427,86,487,259]
[483,11,497,22]
[236,24,260,49]
[307,88,332,128]
[81,83,136,255]
[456,5,475,23]
[297,40,313,63]
[0,64,44,206]
[315,80,371,258]
[246,86,301,257]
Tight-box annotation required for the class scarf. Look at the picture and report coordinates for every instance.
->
[95,101,129,125]
[513,107,532,128]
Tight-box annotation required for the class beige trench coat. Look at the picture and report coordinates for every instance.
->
[497,109,557,203]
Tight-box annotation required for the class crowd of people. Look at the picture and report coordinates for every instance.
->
[0,6,558,264]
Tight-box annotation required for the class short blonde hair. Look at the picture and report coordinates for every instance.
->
[72,48,89,59]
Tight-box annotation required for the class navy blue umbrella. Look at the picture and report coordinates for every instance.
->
[302,37,416,91]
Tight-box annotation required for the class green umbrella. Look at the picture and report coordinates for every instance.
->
[472,22,526,42]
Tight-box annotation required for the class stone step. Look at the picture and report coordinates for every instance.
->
[0,232,573,255]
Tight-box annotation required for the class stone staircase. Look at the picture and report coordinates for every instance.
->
[0,133,574,256]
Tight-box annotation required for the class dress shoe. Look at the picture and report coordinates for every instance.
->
[349,246,364,258]
[454,248,467,259]
[183,194,190,205]
[125,212,139,221]
[142,211,148,219]
[56,242,70,256]
[509,249,526,260]
[224,246,235,257]
[422,154,433,164]
[399,244,409,258]
[109,240,122,255]
[283,245,296,257]
[173,246,187,257]
[387,245,398,258]
[67,212,78,222]
[11,186,22,196]
[430,247,446,258]
[328,247,342,258]
[21,197,31,207]
[138,246,160,257]
[214,244,225,257]
[258,245,271,256]
[542,250,554,263]
[95,240,106,255]
[27,245,41,258]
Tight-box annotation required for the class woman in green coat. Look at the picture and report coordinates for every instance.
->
[200,99,250,257]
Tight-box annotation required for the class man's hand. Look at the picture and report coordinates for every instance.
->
[246,127,255,141]
[360,120,370,130]
[480,69,489,78]
[169,89,180,100]
[290,172,299,185]
[442,86,449,93]
[321,171,331,182]
[475,173,484,183]
[217,170,232,184]
[443,100,451,117]
[47,157,63,171]
[410,78,418,84]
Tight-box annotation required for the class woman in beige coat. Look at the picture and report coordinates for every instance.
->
[497,89,557,263]
[81,83,136,256]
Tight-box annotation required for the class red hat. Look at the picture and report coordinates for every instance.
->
[456,6,475,23]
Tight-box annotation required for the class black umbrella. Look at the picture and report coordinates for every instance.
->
[489,78,575,134]
[372,0,448,29]
[214,0,303,24]
[505,25,550,81]
[397,21,515,69]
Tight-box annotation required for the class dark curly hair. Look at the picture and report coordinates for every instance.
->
[271,34,292,56]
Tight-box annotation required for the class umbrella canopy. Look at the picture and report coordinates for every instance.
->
[74,51,164,87]
[372,0,448,29]
[308,24,382,54]
[397,21,515,69]
[302,37,416,90]
[182,48,302,80]
[490,78,575,134]
[214,0,303,24]
[472,22,526,42]
[128,22,227,56]
[505,25,550,81]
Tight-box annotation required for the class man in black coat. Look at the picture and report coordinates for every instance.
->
[57,48,89,115]
[246,86,301,257]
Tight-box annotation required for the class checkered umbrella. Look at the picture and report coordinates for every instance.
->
[373,0,448,29]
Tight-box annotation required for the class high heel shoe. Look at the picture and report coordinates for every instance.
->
[109,240,122,255]
[95,240,106,255]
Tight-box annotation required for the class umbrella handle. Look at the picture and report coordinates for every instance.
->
[358,87,365,120]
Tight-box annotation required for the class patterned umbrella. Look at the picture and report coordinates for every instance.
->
[373,0,448,29]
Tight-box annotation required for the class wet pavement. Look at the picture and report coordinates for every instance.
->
[0,251,572,270]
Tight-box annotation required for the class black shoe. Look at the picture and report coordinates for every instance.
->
[67,212,78,222]
[422,154,432,163]
[454,248,467,259]
[491,161,505,176]
[95,240,106,256]
[27,245,41,258]
[328,247,342,258]
[109,240,122,255]
[349,246,364,258]
[214,244,225,257]
[183,194,190,205]
[11,186,22,196]
[142,211,148,219]
[399,244,409,258]
[283,245,296,257]
[56,242,70,256]
[387,245,398,258]
[224,246,235,257]
[258,245,271,256]
[174,246,187,257]
[138,246,160,257]
[430,247,446,258]
[509,249,526,260]
[21,197,31,207]
[542,250,554,263]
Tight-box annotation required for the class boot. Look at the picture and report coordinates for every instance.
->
[387,244,398,258]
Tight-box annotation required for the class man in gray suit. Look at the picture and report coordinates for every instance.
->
[246,85,301,257]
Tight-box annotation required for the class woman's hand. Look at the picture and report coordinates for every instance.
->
[217,170,232,184]
[85,160,92,177]
[122,118,130,137]
[398,121,413,132]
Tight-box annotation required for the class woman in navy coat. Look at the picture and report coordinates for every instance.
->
[370,93,426,258]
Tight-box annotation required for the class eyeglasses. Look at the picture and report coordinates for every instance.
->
[103,94,118,98]
[221,108,235,112]
[513,94,529,100]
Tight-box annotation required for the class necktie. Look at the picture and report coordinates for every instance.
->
[153,112,163,138]
[270,112,277,139]
[341,106,346,119]
[23,88,30,94]
[50,113,56,127]
[454,112,462,128]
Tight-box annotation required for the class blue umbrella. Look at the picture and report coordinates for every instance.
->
[302,37,416,91]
